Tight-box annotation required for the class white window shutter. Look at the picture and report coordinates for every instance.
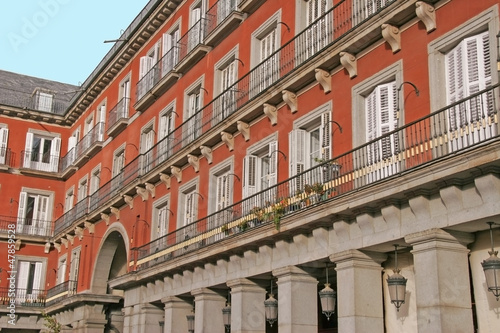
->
[17,261,30,289]
[243,155,257,198]
[38,195,49,223]
[17,192,27,227]
[268,141,278,187]
[50,137,61,172]
[289,129,306,177]
[24,132,34,168]
[139,56,149,79]
[0,128,8,164]
[32,262,43,291]
[320,112,331,161]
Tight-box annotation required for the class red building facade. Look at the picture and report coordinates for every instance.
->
[1,0,500,332]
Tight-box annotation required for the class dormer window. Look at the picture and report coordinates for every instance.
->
[33,89,54,112]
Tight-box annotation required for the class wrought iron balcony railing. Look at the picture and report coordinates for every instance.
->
[21,150,60,173]
[45,280,77,307]
[107,97,130,137]
[54,198,89,235]
[60,123,105,171]
[206,0,239,35]
[0,215,53,237]
[0,287,46,307]
[132,84,499,270]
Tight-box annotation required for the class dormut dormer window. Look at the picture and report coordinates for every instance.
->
[32,88,54,112]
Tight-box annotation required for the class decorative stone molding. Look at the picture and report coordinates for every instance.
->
[381,24,401,53]
[145,182,155,198]
[61,237,69,249]
[160,172,171,189]
[263,103,278,125]
[282,90,298,113]
[14,239,21,251]
[200,146,213,164]
[221,131,234,151]
[84,221,95,234]
[237,121,250,141]
[339,52,357,78]
[110,206,120,220]
[66,234,74,245]
[44,242,51,253]
[54,242,62,253]
[187,154,200,173]
[101,212,110,225]
[171,166,182,183]
[123,195,134,209]
[75,226,84,240]
[416,1,436,33]
[136,186,149,201]
[315,68,331,92]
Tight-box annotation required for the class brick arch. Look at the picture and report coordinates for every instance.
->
[90,223,129,294]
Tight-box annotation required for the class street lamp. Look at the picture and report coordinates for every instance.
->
[264,279,278,327]
[387,244,407,311]
[318,263,336,320]
[482,222,500,300]
[222,291,231,332]
[186,303,195,333]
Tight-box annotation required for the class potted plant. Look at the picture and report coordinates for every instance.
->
[221,224,229,236]
[239,220,248,231]
[272,198,288,230]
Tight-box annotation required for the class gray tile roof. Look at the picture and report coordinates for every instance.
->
[0,69,79,115]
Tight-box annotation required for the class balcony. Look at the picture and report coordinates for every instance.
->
[73,123,105,167]
[0,215,53,237]
[135,47,181,112]
[205,0,245,47]
[45,280,77,307]
[175,18,211,74]
[54,198,89,236]
[132,85,499,270]
[20,150,60,174]
[237,0,266,14]
[0,287,46,307]
[0,147,13,170]
[107,97,130,137]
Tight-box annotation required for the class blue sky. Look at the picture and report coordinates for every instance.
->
[0,0,149,86]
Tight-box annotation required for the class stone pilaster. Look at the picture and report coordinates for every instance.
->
[191,287,226,333]
[273,266,318,333]
[405,228,474,333]
[227,278,267,333]
[331,249,387,333]
[162,296,193,333]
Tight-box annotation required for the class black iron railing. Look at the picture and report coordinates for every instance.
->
[0,215,53,237]
[0,287,46,307]
[45,280,77,307]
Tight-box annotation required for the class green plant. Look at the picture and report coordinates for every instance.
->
[311,182,324,195]
[272,198,288,230]
[42,312,61,333]
[239,220,248,231]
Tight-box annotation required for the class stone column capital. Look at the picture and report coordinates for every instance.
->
[405,228,474,252]
[227,278,265,293]
[331,249,387,271]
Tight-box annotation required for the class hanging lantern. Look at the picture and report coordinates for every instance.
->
[264,279,278,327]
[222,290,231,332]
[387,244,407,311]
[482,222,500,300]
[318,263,336,320]
[186,302,195,333]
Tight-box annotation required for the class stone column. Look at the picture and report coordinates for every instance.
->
[227,278,267,333]
[191,287,226,333]
[331,249,386,333]
[123,304,164,333]
[405,228,474,333]
[72,303,108,333]
[273,266,318,333]
[162,296,193,333]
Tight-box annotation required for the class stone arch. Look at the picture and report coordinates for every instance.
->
[91,223,130,294]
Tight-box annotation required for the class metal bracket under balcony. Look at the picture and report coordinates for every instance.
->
[238,0,266,14]
[61,165,77,179]
[107,118,128,137]
[204,11,245,47]
[175,44,212,74]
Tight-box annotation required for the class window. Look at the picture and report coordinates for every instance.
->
[119,76,131,117]
[243,135,278,198]
[65,187,74,213]
[90,166,101,195]
[185,79,204,143]
[353,0,388,25]
[66,128,79,166]
[112,147,125,191]
[214,48,238,122]
[84,114,94,136]
[445,31,494,150]
[69,247,81,291]
[57,255,67,284]
[140,122,155,174]
[17,190,52,236]
[178,180,199,231]
[295,0,330,63]
[162,25,180,75]
[16,259,45,303]
[24,132,61,172]
[0,126,9,164]
[188,0,206,51]
[34,90,53,112]
[96,102,106,141]
[289,104,332,192]
[158,102,176,162]
[78,176,88,201]
[154,196,171,239]
[139,42,160,94]
[251,11,281,97]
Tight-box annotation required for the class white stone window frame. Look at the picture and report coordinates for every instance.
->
[208,156,235,215]
[78,174,89,202]
[428,6,499,111]
[153,194,172,239]
[57,253,68,284]
[15,255,48,292]
[177,177,200,229]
